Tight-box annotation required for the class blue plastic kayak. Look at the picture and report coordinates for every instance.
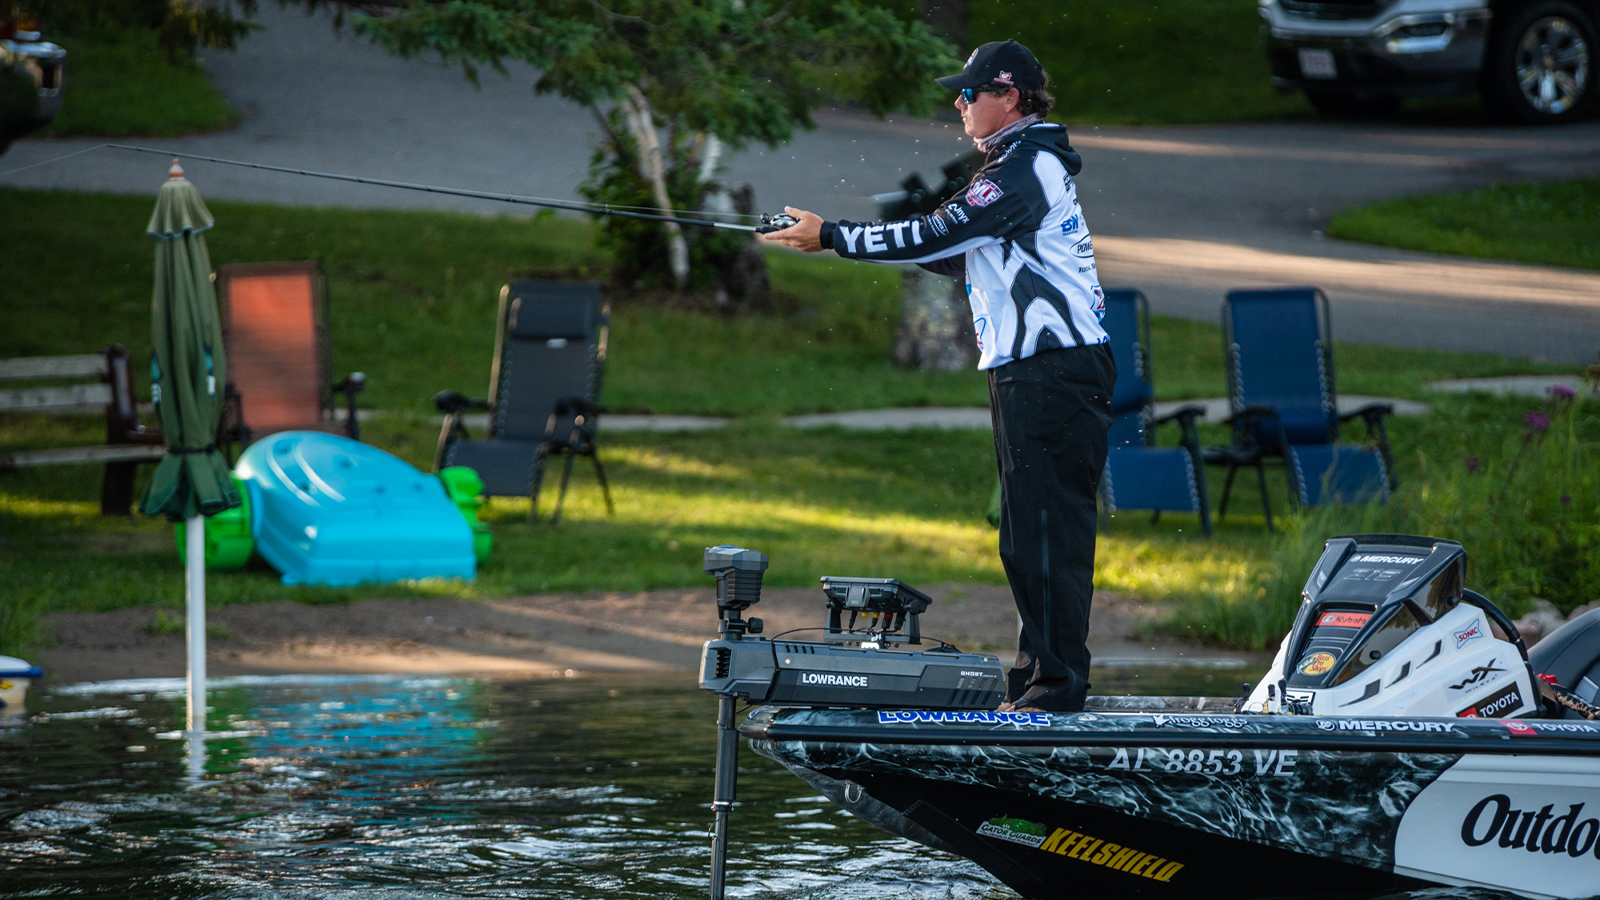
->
[235,431,476,586]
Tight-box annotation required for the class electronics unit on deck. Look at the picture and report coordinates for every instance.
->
[697,546,1004,710]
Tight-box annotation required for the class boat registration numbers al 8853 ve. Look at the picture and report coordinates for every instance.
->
[1104,746,1301,777]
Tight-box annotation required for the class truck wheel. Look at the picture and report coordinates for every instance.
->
[1482,1,1595,124]
[1304,88,1401,117]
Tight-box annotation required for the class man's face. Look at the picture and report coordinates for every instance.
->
[956,86,1019,139]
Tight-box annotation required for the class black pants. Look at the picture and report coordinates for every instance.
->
[988,342,1115,711]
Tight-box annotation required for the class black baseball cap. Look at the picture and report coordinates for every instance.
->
[935,40,1044,92]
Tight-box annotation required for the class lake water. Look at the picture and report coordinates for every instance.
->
[0,667,1516,899]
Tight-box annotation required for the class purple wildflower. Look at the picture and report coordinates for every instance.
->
[1549,384,1578,402]
[1464,456,1479,474]
[1562,494,1573,505]
[1525,410,1550,433]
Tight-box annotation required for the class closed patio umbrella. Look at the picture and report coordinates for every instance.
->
[138,160,240,739]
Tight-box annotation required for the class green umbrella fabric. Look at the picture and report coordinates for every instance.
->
[138,167,241,521]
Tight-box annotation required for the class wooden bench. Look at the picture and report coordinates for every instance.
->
[0,345,166,515]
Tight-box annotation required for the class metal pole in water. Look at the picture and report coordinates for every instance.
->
[185,514,206,736]
[709,693,738,900]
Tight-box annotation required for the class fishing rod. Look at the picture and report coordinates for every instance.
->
[105,143,798,233]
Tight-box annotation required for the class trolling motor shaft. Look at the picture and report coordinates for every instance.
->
[702,546,770,900]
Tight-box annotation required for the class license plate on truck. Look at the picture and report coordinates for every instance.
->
[1299,48,1336,79]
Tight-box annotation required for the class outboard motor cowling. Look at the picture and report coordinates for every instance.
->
[1246,534,1538,719]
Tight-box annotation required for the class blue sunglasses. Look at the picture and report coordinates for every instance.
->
[959,85,1010,103]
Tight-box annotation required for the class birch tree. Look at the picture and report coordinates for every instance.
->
[308,0,955,291]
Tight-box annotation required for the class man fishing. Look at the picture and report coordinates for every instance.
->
[763,39,1115,713]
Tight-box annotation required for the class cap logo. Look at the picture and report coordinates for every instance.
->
[966,48,979,67]
[995,70,1013,85]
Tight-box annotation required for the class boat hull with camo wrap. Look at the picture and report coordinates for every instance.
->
[743,700,1600,899]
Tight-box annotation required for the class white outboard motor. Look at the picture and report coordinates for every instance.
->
[1245,534,1539,719]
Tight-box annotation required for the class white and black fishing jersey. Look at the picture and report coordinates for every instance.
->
[819,123,1106,370]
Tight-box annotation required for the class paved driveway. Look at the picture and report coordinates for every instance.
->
[6,4,1600,361]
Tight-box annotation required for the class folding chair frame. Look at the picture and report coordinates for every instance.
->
[215,261,366,461]
[1207,287,1397,530]
[434,282,614,525]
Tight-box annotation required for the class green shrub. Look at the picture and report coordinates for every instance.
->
[1170,377,1600,649]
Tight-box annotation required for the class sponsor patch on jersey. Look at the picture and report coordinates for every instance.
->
[945,202,970,225]
[1091,285,1106,317]
[966,178,1003,207]
[1317,611,1372,629]
[1455,620,1484,648]
[1456,682,1523,718]
[1060,214,1082,236]
[928,213,949,237]
[1298,652,1337,676]
[1072,236,1094,259]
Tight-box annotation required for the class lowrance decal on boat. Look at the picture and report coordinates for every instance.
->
[1395,760,1600,897]
[875,710,1050,726]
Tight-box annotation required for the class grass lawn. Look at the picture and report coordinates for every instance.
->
[0,190,1581,655]
[40,28,237,138]
[968,0,1311,125]
[1328,177,1600,273]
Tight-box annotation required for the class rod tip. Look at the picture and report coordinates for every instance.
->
[169,158,185,179]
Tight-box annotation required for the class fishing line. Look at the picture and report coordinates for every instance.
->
[105,143,774,231]
[0,142,115,178]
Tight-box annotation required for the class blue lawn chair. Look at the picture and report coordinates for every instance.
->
[1098,289,1212,537]
[1202,287,1395,530]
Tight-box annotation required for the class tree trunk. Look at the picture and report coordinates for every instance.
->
[621,84,690,289]
[893,266,975,371]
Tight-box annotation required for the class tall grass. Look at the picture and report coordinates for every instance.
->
[1168,382,1600,649]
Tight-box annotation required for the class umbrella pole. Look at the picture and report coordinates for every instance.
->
[185,513,206,736]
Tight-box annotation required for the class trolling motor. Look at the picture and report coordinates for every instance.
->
[698,545,1004,900]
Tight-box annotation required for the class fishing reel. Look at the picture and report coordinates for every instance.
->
[754,213,798,234]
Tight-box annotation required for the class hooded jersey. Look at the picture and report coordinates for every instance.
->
[819,123,1106,370]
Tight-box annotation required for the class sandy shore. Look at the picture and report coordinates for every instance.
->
[34,584,1262,684]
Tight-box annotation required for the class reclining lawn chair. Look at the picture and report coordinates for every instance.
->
[1098,288,1212,537]
[215,261,366,457]
[433,280,613,524]
[1202,287,1395,530]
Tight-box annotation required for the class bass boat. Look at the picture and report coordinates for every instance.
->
[700,536,1600,899]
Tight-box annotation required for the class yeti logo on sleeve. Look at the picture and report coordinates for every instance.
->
[966,178,1004,207]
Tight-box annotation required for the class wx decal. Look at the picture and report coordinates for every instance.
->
[1449,659,1506,691]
